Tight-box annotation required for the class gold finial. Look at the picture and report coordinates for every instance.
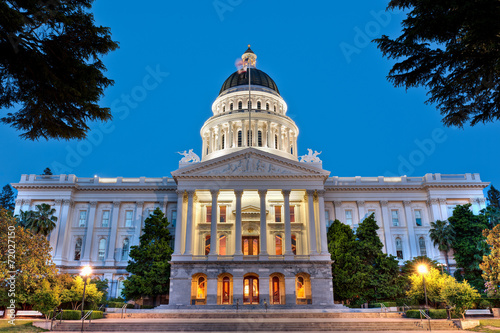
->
[248,44,251,48]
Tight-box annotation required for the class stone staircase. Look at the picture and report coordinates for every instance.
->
[53,313,461,331]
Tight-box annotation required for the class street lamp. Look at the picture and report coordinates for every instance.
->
[80,266,92,332]
[417,264,428,309]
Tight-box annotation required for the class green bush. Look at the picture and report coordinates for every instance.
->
[49,310,103,320]
[141,305,155,309]
[106,301,125,308]
[481,298,500,308]
[405,309,459,319]
[369,302,397,308]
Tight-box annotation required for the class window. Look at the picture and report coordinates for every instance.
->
[274,105,276,112]
[206,206,212,223]
[222,276,230,304]
[79,210,87,227]
[247,130,252,146]
[291,235,297,255]
[221,134,225,149]
[237,130,242,147]
[247,100,251,110]
[125,210,133,227]
[290,206,295,222]
[171,211,177,228]
[117,279,124,299]
[205,235,210,255]
[74,238,82,261]
[258,131,262,147]
[275,135,278,149]
[296,276,305,299]
[243,236,259,255]
[219,235,226,255]
[419,237,427,256]
[197,277,206,299]
[415,210,422,226]
[257,101,261,109]
[395,237,403,260]
[222,105,225,112]
[275,206,282,222]
[275,234,283,255]
[102,210,110,227]
[447,205,456,218]
[391,210,399,226]
[230,103,233,110]
[291,146,293,155]
[122,238,130,260]
[98,239,106,260]
[368,209,376,218]
[345,210,352,225]
[266,103,270,110]
[238,101,242,109]
[220,206,226,222]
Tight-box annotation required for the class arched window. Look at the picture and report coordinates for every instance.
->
[275,234,283,255]
[274,105,277,112]
[219,235,226,255]
[230,103,233,110]
[197,277,206,299]
[117,279,125,299]
[222,276,230,304]
[74,238,82,261]
[275,135,278,149]
[238,101,242,109]
[291,235,297,255]
[258,131,262,147]
[222,105,225,112]
[290,146,294,155]
[247,100,251,110]
[122,238,130,261]
[247,130,252,146]
[205,235,211,255]
[221,134,225,149]
[419,237,427,256]
[266,103,270,110]
[257,101,261,109]
[296,276,305,299]
[395,237,403,260]
[98,238,106,260]
[237,131,242,147]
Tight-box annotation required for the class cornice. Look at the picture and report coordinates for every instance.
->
[325,184,488,192]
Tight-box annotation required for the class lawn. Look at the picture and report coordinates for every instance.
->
[0,320,47,332]
[468,319,500,332]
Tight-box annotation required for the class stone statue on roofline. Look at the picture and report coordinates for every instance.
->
[299,149,322,163]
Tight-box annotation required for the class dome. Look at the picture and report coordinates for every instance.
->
[219,69,280,95]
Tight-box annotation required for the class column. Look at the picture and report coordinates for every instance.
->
[206,277,217,305]
[209,190,219,257]
[82,201,97,263]
[217,124,222,150]
[242,121,247,147]
[285,276,296,305]
[334,201,342,222]
[278,125,282,150]
[286,128,291,152]
[184,191,195,256]
[439,198,448,219]
[253,120,258,146]
[49,199,63,257]
[13,199,22,217]
[133,201,144,246]
[229,121,233,148]
[428,198,441,222]
[54,200,72,261]
[105,201,121,265]
[267,121,272,148]
[317,191,329,255]
[380,201,392,254]
[357,201,365,223]
[259,190,268,258]
[283,190,293,257]
[173,190,185,256]
[307,190,318,255]
[234,190,243,257]
[403,201,418,257]
[202,135,207,158]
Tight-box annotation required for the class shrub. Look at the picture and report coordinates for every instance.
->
[369,302,397,308]
[106,301,125,308]
[405,309,459,319]
[141,305,155,309]
[49,310,103,320]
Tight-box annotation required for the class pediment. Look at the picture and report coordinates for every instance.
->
[171,149,330,180]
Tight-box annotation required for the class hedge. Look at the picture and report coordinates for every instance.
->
[369,302,397,308]
[405,309,459,319]
[50,310,103,320]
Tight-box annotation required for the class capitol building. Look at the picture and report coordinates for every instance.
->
[12,47,488,307]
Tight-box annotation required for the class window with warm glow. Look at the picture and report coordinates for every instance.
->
[296,277,305,298]
[197,277,205,299]
[292,235,297,255]
[275,234,282,255]
[220,206,226,222]
[290,206,295,222]
[206,206,212,223]
[219,235,226,255]
[205,235,210,255]
[275,206,282,222]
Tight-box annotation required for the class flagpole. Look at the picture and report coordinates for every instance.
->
[248,57,251,147]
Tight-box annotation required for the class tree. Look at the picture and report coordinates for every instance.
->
[407,267,455,306]
[22,203,58,236]
[1,1,119,140]
[429,220,455,274]
[484,185,500,227]
[59,276,103,310]
[448,204,489,290]
[480,224,500,297]
[32,279,60,320]
[488,185,500,208]
[0,184,15,212]
[90,277,109,303]
[0,208,58,309]
[123,208,172,306]
[374,1,500,128]
[43,168,53,176]
[442,280,481,319]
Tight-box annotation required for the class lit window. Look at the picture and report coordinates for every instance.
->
[219,235,226,255]
[79,211,87,227]
[171,211,177,228]
[415,210,422,226]
[74,238,82,261]
[292,235,297,255]
[238,101,242,109]
[290,206,295,222]
[419,237,427,256]
[125,210,133,227]
[275,234,282,255]
[197,277,206,299]
[391,210,399,226]
[395,237,403,260]
[206,206,212,223]
[98,238,106,260]
[258,131,262,147]
[296,276,305,299]
[222,276,230,304]
[345,210,352,225]
[220,206,226,223]
[257,101,261,109]
[238,131,242,147]
[122,238,130,260]
[102,210,110,227]
[275,206,282,222]
[205,235,210,255]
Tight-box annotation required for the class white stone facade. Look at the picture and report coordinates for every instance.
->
[11,48,488,306]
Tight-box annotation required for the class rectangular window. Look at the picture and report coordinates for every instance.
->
[325,210,330,223]
[275,206,282,222]
[219,235,226,255]
[171,211,177,227]
[205,235,210,255]
[415,210,422,226]
[290,206,295,223]
[79,211,87,227]
[292,235,297,255]
[206,206,212,223]
[220,206,226,223]
[345,210,352,225]
[101,210,110,227]
[391,210,399,226]
[125,210,133,227]
[275,235,283,255]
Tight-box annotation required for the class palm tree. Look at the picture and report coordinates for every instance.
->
[16,209,35,228]
[19,203,58,236]
[429,220,455,274]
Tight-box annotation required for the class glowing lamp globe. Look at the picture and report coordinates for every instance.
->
[417,264,428,275]
[81,265,92,277]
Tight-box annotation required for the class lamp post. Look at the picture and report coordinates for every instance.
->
[80,266,92,332]
[417,264,429,309]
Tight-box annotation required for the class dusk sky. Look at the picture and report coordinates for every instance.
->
[2,0,499,193]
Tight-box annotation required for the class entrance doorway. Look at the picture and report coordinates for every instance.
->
[272,276,280,304]
[243,276,259,304]
[222,277,230,304]
[242,236,259,255]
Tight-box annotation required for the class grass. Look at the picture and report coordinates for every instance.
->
[468,319,500,332]
[0,320,47,332]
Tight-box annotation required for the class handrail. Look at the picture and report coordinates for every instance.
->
[121,304,127,319]
[82,310,93,321]
[380,303,388,313]
[419,309,431,332]
[50,308,63,330]
[403,303,411,312]
[98,304,105,311]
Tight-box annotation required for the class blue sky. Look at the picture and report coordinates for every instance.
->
[1,0,498,193]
